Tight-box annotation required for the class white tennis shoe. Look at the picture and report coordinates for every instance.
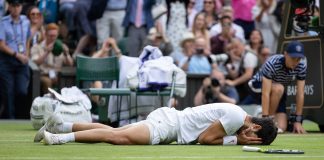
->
[43,131,65,145]
[34,114,64,142]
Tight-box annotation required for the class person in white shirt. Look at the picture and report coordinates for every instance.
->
[209,6,245,43]
[34,103,277,145]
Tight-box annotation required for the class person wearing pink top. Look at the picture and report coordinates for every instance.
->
[231,0,256,40]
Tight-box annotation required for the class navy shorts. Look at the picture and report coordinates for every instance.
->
[247,80,286,113]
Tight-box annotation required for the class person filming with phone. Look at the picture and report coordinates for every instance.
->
[194,70,239,105]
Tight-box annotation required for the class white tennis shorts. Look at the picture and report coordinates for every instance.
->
[137,107,178,145]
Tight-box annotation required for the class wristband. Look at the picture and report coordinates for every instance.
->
[223,136,237,145]
[289,114,303,123]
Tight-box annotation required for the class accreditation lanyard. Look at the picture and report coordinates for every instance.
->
[11,20,24,53]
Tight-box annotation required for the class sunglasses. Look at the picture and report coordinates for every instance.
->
[30,12,41,17]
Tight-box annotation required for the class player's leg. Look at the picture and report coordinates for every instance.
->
[44,123,150,145]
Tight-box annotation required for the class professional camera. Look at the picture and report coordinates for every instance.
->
[291,0,315,33]
[204,78,220,103]
[209,54,228,63]
[211,78,220,87]
[204,86,214,104]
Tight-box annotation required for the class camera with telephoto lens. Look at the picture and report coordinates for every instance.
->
[209,54,228,63]
[204,78,220,104]
[211,78,220,87]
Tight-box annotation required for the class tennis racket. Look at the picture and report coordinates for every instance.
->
[242,146,304,154]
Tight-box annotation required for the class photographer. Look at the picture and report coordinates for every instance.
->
[180,37,217,74]
[194,70,239,106]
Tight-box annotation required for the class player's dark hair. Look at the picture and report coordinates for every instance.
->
[251,117,278,145]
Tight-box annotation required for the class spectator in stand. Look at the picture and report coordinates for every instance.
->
[0,0,6,18]
[144,27,173,56]
[72,0,97,58]
[225,38,258,102]
[179,37,217,74]
[26,6,45,47]
[122,0,156,57]
[256,46,271,69]
[245,29,264,55]
[210,15,234,55]
[201,0,219,30]
[252,0,280,53]
[59,0,77,39]
[209,6,245,43]
[0,0,31,119]
[231,0,256,40]
[96,0,126,47]
[194,0,224,14]
[191,12,210,50]
[30,23,73,95]
[166,0,188,53]
[240,46,271,105]
[170,31,196,66]
[194,69,239,105]
[187,0,198,29]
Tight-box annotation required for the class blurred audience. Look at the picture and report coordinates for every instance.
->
[31,23,73,95]
[96,0,126,47]
[187,0,198,29]
[191,12,210,50]
[245,29,264,55]
[170,31,196,66]
[231,0,256,39]
[123,0,156,57]
[225,38,258,101]
[209,6,245,42]
[27,6,45,47]
[252,0,280,53]
[210,15,234,55]
[59,0,77,38]
[144,27,173,56]
[200,0,218,30]
[194,69,239,105]
[166,0,188,53]
[179,37,216,74]
[0,0,31,119]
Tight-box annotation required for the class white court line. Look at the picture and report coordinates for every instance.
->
[1,155,324,160]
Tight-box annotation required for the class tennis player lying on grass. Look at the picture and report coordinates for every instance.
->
[34,103,277,145]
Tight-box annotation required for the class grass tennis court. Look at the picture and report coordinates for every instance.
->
[0,120,324,160]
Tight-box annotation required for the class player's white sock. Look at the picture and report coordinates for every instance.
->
[62,122,73,133]
[44,132,75,145]
[61,133,75,143]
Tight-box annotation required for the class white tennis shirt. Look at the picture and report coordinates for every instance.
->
[176,103,247,144]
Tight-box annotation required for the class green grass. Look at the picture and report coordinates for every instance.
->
[0,120,324,160]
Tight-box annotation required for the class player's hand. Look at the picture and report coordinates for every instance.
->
[293,122,306,134]
[237,128,262,145]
